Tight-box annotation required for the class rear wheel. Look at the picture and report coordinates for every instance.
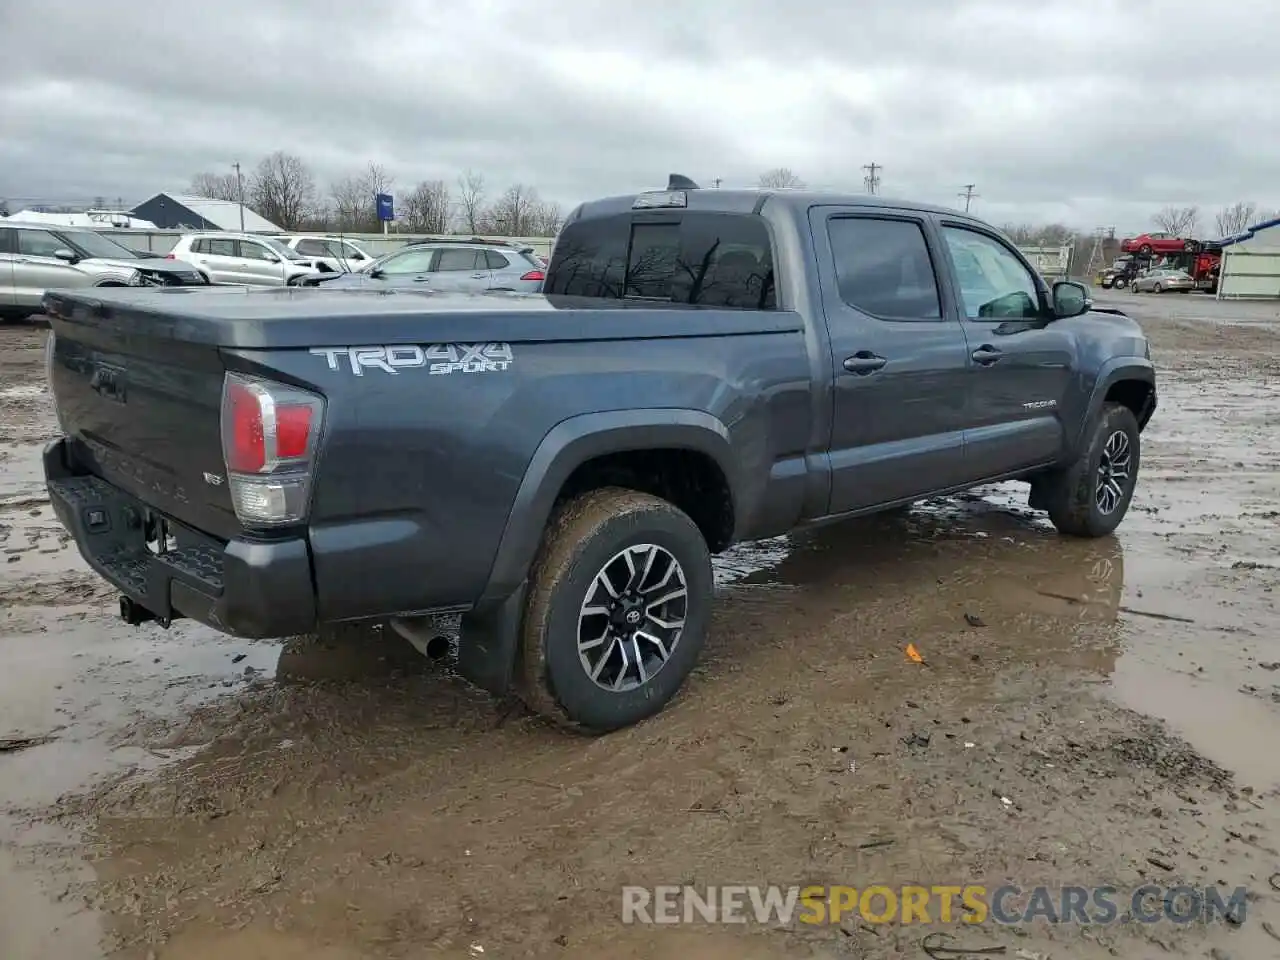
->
[1140,244,1153,255]
[517,487,712,733]
[1153,282,1164,293]
[1036,403,1141,538]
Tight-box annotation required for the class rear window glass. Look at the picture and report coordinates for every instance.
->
[545,212,776,309]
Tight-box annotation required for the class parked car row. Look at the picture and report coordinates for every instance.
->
[0,221,206,317]
[1,221,557,318]
[299,237,546,293]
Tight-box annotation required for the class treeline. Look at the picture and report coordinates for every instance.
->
[189,152,563,236]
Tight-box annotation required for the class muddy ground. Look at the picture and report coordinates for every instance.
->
[1,294,1278,960]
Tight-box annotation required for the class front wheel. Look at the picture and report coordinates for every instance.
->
[517,487,713,733]
[1113,276,1128,289]
[1036,403,1141,538]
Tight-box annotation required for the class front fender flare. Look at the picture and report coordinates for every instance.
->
[1074,358,1156,453]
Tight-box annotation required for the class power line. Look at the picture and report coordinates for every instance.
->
[862,162,881,195]
[959,184,979,212]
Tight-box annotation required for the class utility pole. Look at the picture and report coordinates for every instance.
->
[713,178,722,189]
[233,161,245,231]
[959,184,979,212]
[862,162,881,195]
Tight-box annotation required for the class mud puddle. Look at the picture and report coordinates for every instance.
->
[1,308,1279,958]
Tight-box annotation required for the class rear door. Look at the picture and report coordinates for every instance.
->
[935,222,1075,478]
[809,207,971,513]
[430,247,492,291]
[0,228,15,307]
[193,237,241,284]
[12,227,90,307]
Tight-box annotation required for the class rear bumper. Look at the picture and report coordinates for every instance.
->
[44,439,317,638]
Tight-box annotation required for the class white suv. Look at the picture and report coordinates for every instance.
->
[167,233,334,286]
[279,235,377,273]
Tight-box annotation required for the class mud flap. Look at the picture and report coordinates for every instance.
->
[456,581,527,696]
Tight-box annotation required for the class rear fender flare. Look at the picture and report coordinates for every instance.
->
[478,408,737,605]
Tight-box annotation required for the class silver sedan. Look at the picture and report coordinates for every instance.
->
[1133,268,1195,294]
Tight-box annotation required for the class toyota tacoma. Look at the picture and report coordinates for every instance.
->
[41,176,1156,732]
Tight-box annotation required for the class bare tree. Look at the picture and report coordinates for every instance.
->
[248,152,316,230]
[456,169,486,234]
[529,199,563,237]
[403,179,451,233]
[328,162,396,232]
[329,175,368,231]
[1152,205,1199,238]
[1215,201,1257,237]
[188,172,241,202]
[757,167,805,189]
[481,184,543,236]
[1000,223,1073,246]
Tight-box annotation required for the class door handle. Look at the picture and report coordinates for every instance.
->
[843,351,887,375]
[470,273,487,279]
[412,275,430,283]
[971,345,1003,365]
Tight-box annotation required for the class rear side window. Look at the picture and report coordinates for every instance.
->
[294,239,329,257]
[486,250,511,269]
[827,218,941,320]
[545,212,776,309]
[196,238,237,257]
[436,248,484,271]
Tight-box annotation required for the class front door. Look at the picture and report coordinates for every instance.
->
[236,239,288,285]
[810,207,971,514]
[936,222,1075,479]
[11,227,89,307]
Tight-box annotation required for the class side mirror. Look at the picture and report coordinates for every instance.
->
[1052,280,1091,319]
[52,248,78,263]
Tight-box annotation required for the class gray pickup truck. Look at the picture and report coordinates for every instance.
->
[41,176,1155,732]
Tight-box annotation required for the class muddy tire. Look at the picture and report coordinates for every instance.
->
[1038,403,1141,538]
[516,487,712,733]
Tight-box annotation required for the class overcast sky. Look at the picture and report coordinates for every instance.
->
[2,0,1276,235]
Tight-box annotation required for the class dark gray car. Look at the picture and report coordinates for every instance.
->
[312,238,546,293]
[41,176,1155,733]
[0,221,204,318]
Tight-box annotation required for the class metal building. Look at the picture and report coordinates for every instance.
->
[1217,216,1280,300]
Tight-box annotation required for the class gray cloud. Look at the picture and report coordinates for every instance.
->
[2,0,1276,234]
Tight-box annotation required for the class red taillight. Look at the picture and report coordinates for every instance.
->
[521,270,545,281]
[227,379,266,472]
[164,253,175,259]
[220,374,325,526]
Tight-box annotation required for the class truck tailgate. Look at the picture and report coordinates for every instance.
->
[45,300,241,540]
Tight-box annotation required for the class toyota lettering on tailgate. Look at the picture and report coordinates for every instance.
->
[310,343,514,377]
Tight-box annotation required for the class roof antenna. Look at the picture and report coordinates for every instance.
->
[667,174,699,190]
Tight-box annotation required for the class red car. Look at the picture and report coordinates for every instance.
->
[1121,232,1199,255]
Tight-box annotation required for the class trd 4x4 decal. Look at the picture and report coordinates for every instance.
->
[310,343,514,376]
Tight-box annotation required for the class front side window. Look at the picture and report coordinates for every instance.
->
[375,249,436,275]
[941,226,1040,320]
[827,217,942,320]
[237,240,277,262]
[16,229,67,258]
